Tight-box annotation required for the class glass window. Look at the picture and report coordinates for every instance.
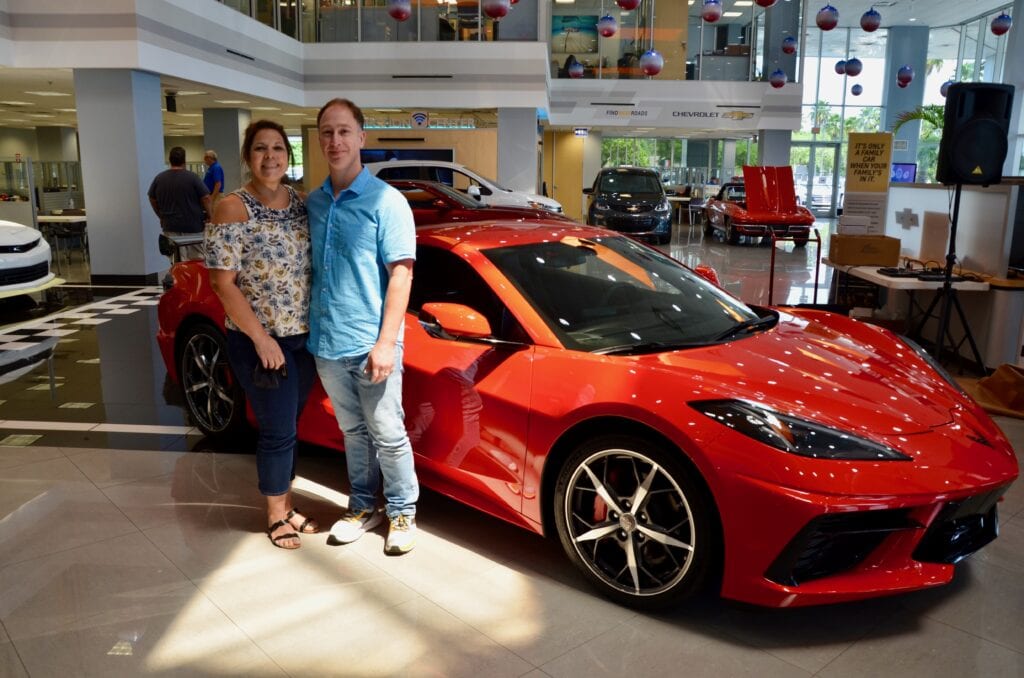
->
[362,0,418,42]
[280,0,299,39]
[255,0,275,29]
[319,0,358,42]
[221,0,252,16]
[300,0,316,42]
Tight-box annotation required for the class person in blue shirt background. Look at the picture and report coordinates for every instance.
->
[203,149,225,207]
[306,98,420,555]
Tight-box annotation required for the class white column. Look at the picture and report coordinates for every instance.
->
[497,107,539,194]
[721,140,737,180]
[203,108,252,194]
[1001,0,1024,176]
[74,69,165,283]
[758,129,791,166]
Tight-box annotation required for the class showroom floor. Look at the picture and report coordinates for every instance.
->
[0,224,1022,677]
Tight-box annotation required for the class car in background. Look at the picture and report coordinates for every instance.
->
[584,166,673,244]
[367,159,563,214]
[0,220,54,295]
[704,166,814,246]
[157,219,1017,610]
[386,180,573,227]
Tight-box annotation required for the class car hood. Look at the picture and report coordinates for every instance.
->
[645,312,958,436]
[0,222,39,246]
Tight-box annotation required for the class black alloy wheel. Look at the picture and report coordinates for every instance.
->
[178,322,246,436]
[554,434,716,609]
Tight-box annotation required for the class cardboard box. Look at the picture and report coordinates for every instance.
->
[828,234,901,267]
[837,215,871,235]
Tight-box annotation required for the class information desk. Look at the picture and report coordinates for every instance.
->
[36,215,87,275]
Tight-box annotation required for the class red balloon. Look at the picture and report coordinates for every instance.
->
[616,0,641,10]
[755,0,778,7]
[387,0,411,22]
[482,0,510,20]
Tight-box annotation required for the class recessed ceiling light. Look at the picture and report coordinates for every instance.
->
[24,91,71,97]
[909,17,917,21]
[215,99,250,104]
[25,113,55,118]
[55,108,76,113]
[174,91,208,96]
[252,106,280,110]
[282,112,307,116]
[376,108,403,112]
[179,113,202,117]
[723,12,743,18]
[735,1,753,6]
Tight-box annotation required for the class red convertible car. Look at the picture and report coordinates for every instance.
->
[703,166,814,246]
[157,220,1017,609]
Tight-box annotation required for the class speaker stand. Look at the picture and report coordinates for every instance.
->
[930,183,985,372]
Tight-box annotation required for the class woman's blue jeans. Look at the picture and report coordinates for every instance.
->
[227,330,316,496]
[315,348,419,518]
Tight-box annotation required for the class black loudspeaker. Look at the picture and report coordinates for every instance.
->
[936,83,1014,186]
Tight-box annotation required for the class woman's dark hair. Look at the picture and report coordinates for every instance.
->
[316,98,365,130]
[241,119,294,167]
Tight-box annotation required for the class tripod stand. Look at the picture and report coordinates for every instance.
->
[916,183,985,371]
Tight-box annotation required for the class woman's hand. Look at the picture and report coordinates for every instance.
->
[253,333,285,370]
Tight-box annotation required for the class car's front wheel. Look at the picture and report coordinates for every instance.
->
[178,322,247,436]
[725,217,740,245]
[554,434,717,609]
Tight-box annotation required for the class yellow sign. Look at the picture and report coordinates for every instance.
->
[845,132,893,193]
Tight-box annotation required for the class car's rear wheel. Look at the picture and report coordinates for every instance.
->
[178,322,247,436]
[554,434,716,609]
[725,218,740,245]
[702,211,714,237]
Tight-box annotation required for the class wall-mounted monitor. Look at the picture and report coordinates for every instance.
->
[891,162,917,183]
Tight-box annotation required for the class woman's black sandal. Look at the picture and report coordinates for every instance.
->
[285,508,320,534]
[267,519,301,549]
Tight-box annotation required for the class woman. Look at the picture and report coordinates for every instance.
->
[205,120,318,549]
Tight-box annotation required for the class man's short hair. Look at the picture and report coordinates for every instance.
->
[204,149,217,161]
[169,146,186,166]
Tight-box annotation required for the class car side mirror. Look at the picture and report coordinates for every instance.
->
[582,187,594,195]
[692,264,721,287]
[420,302,492,339]
[467,185,482,201]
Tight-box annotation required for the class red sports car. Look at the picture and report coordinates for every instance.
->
[157,220,1017,609]
[388,179,574,226]
[703,166,814,245]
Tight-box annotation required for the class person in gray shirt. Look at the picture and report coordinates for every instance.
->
[148,146,211,260]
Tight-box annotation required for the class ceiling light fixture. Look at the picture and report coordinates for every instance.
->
[215,99,251,104]
[24,91,71,97]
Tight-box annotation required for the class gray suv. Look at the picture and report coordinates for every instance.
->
[584,167,673,244]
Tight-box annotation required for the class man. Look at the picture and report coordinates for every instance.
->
[202,149,225,206]
[307,98,419,555]
[148,146,210,261]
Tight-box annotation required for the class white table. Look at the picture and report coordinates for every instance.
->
[825,260,990,367]
[36,215,88,275]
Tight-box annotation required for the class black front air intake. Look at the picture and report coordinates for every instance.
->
[912,486,1007,564]
[766,509,917,587]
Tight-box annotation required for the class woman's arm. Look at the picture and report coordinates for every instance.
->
[207,195,285,370]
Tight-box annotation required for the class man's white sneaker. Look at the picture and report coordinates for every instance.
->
[328,508,382,544]
[385,515,416,555]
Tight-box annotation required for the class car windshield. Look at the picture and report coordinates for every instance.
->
[483,235,766,353]
[597,173,662,194]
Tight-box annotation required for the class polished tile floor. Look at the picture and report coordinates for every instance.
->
[0,225,1021,677]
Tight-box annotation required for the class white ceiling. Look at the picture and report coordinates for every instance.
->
[0,1,1013,139]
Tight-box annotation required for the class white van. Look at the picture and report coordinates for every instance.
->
[366,160,563,214]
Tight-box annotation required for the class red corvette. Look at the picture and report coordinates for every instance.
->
[157,220,1017,609]
[387,179,574,226]
[703,166,814,245]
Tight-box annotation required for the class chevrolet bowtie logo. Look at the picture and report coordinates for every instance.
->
[721,111,755,120]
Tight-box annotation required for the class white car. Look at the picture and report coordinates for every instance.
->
[366,160,563,214]
[0,219,54,295]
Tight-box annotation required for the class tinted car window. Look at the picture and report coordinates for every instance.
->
[410,245,528,343]
[597,173,662,194]
[377,166,425,181]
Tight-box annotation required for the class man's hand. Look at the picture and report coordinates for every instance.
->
[364,342,396,384]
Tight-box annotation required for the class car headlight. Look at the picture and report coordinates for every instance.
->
[593,201,610,211]
[695,399,911,461]
[655,200,671,212]
[898,335,966,395]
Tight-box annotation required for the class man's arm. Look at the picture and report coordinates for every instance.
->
[365,259,413,384]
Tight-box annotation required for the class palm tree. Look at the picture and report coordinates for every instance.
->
[891,104,944,134]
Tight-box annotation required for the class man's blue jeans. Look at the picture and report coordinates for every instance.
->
[226,330,315,496]
[315,349,419,518]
